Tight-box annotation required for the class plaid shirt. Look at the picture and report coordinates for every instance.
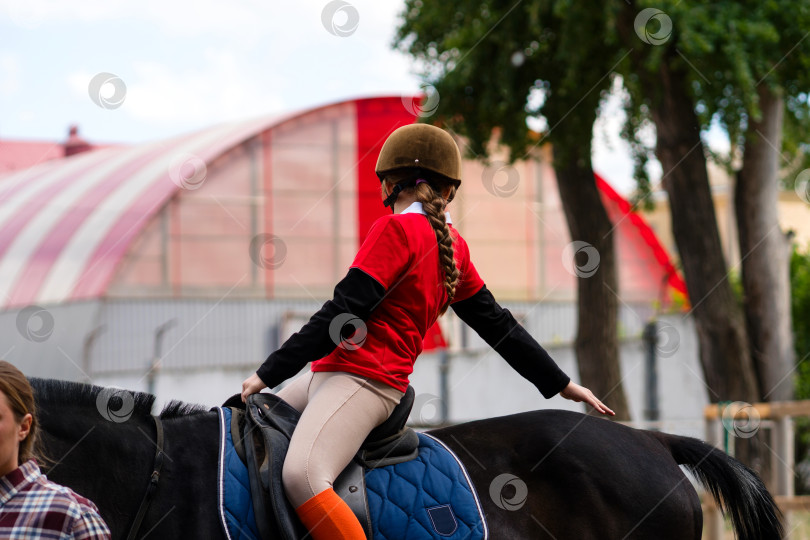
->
[0,460,110,539]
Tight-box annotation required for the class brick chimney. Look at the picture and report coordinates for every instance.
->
[64,125,93,157]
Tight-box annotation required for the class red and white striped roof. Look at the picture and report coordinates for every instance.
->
[0,113,293,310]
[0,97,687,313]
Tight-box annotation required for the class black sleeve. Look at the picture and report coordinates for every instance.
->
[451,285,571,398]
[256,268,386,389]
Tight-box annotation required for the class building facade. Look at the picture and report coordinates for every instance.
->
[0,96,704,432]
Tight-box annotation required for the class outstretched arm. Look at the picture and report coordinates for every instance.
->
[242,268,385,401]
[451,285,614,415]
[243,217,412,401]
[559,381,614,416]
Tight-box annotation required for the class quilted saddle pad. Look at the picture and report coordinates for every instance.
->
[217,407,260,540]
[217,408,488,540]
[365,433,488,539]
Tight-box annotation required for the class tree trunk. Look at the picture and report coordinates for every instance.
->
[553,145,631,421]
[648,58,759,403]
[736,85,795,401]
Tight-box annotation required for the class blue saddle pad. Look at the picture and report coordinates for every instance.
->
[216,408,487,540]
[216,407,260,540]
[365,433,488,539]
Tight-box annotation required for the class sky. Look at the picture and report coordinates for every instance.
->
[0,0,720,195]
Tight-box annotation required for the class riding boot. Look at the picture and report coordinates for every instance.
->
[295,487,366,539]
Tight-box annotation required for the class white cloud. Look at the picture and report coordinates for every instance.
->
[0,51,21,97]
[2,0,126,29]
[68,50,286,132]
[4,0,435,142]
[1,0,395,45]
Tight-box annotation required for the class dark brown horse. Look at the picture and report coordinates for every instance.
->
[32,379,782,539]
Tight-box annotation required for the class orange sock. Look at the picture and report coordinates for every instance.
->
[295,488,366,540]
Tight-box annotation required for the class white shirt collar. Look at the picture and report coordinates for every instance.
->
[399,201,452,224]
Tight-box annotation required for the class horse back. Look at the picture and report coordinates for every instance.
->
[428,409,702,539]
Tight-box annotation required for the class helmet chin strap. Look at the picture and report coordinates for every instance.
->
[383,176,426,211]
[383,183,405,210]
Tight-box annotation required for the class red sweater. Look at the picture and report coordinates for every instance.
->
[256,203,570,398]
[312,210,484,391]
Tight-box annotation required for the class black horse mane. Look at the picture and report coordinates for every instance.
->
[30,378,210,419]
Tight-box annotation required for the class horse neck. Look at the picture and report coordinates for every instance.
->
[39,401,155,473]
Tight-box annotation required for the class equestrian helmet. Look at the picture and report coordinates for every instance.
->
[375,124,462,187]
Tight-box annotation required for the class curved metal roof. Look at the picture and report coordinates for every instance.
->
[0,112,291,310]
[0,97,687,312]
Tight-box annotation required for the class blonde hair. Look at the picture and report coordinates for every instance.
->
[0,360,41,466]
[383,172,460,314]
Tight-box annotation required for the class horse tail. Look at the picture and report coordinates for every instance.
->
[650,432,783,540]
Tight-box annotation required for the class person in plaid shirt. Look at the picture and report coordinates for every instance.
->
[0,361,110,539]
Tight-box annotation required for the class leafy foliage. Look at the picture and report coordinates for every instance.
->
[619,0,810,184]
[782,95,810,189]
[394,0,623,163]
[793,246,810,399]
[397,1,810,188]
[790,245,810,493]
[394,1,633,418]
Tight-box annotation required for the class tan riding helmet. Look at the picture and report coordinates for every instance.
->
[375,124,462,187]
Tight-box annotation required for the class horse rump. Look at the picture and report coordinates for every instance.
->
[651,432,783,540]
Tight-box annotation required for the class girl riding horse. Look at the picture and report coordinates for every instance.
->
[241,123,614,539]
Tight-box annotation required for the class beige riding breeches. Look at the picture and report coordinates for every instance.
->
[276,370,405,508]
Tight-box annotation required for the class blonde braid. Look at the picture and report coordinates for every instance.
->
[414,182,459,315]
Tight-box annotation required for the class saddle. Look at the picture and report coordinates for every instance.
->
[222,386,418,540]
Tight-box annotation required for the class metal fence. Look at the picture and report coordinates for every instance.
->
[4,297,705,424]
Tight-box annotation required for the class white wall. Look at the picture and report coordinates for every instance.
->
[409,313,706,439]
[7,299,707,439]
[95,313,706,440]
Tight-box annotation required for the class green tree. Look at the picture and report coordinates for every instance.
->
[615,1,758,403]
[396,0,810,415]
[718,2,809,402]
[789,245,810,492]
[615,0,810,404]
[792,246,810,399]
[395,1,631,419]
